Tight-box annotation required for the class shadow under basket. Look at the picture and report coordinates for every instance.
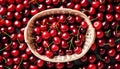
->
[24,8,95,63]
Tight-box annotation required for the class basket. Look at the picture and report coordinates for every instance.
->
[24,8,95,63]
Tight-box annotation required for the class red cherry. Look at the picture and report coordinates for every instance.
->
[115,5,120,13]
[108,49,116,57]
[53,36,61,44]
[115,54,120,62]
[74,47,82,54]
[92,1,100,8]
[16,4,24,12]
[42,31,50,39]
[80,0,88,7]
[106,14,113,22]
[51,44,59,52]
[60,25,69,32]
[56,63,64,69]
[89,55,96,63]
[50,29,57,37]
[37,60,44,67]
[87,64,96,69]
[62,32,70,40]
[80,21,88,29]
[45,50,53,58]
[29,65,38,69]
[74,4,81,10]
[33,27,41,35]
[96,30,104,39]
[61,40,69,49]
[11,50,20,57]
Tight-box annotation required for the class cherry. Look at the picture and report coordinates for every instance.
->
[115,54,120,62]
[61,40,69,49]
[80,0,88,7]
[16,4,24,12]
[74,39,82,47]
[17,33,24,42]
[98,5,106,12]
[45,0,52,5]
[42,40,49,48]
[50,29,57,37]
[60,25,69,32]
[7,26,15,33]
[21,53,28,61]
[81,21,88,29]
[108,38,115,47]
[7,4,15,12]
[14,12,22,20]
[2,51,10,58]
[88,7,96,15]
[13,57,20,64]
[90,43,96,51]
[66,62,74,68]
[96,13,103,21]
[38,4,46,12]
[102,21,109,30]
[22,62,29,69]
[97,61,104,69]
[87,64,96,69]
[31,8,39,16]
[37,59,44,67]
[36,47,44,54]
[92,1,100,8]
[59,14,66,23]
[4,20,12,27]
[42,31,50,39]
[29,65,38,69]
[33,27,41,35]
[66,49,73,55]
[66,2,74,9]
[74,47,82,54]
[75,16,82,23]
[114,63,120,69]
[45,50,53,58]
[104,56,110,63]
[96,30,104,39]
[108,49,116,57]
[114,13,120,21]
[6,58,13,66]
[106,14,113,22]
[11,49,20,57]
[52,0,59,5]
[11,41,18,49]
[53,36,61,45]
[51,44,59,52]
[89,55,96,63]
[74,4,81,10]
[14,20,22,28]
[116,44,120,52]
[35,35,42,43]
[46,62,54,68]
[56,63,64,69]
[97,39,105,47]
[6,12,13,20]
[23,0,30,8]
[0,7,7,15]
[58,49,65,56]
[67,15,75,24]
[115,5,120,13]
[40,25,48,31]
[106,4,114,13]
[29,56,36,64]
[99,48,105,55]
[62,32,70,40]
[0,65,4,69]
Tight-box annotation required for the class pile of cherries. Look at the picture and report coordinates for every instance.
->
[33,14,87,58]
[0,0,120,69]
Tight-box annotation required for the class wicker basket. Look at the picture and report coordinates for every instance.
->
[24,8,95,63]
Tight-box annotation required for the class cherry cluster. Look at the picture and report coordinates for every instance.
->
[32,14,87,58]
[0,0,120,69]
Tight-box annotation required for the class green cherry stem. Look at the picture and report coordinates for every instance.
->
[4,66,11,69]
[17,58,23,69]
[48,41,54,50]
[69,37,74,49]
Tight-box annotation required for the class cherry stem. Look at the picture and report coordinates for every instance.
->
[48,41,53,50]
[94,51,105,61]
[56,26,60,32]
[4,66,11,69]
[3,57,6,63]
[69,37,74,49]
[105,29,111,34]
[90,17,98,21]
[115,39,120,43]
[3,32,10,37]
[17,39,21,45]
[17,58,23,69]
[35,43,39,48]
[115,25,119,33]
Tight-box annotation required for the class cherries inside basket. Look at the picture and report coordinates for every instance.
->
[24,8,95,62]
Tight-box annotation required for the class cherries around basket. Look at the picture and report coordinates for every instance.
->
[24,8,95,63]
